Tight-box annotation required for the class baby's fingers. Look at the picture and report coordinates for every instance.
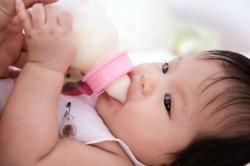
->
[58,11,73,33]
[31,3,45,29]
[15,0,32,32]
[45,5,57,27]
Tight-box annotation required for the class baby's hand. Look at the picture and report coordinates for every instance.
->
[15,0,76,73]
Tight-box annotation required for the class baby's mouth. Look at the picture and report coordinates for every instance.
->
[128,71,134,80]
[103,91,121,103]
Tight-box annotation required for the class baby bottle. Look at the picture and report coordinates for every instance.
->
[55,0,133,103]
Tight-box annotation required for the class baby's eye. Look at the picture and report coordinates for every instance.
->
[164,94,172,114]
[162,62,169,74]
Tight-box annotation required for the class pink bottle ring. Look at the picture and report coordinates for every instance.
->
[82,51,134,93]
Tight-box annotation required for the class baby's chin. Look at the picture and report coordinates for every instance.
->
[95,92,123,118]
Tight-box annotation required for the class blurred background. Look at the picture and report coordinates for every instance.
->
[165,0,250,54]
[97,0,250,60]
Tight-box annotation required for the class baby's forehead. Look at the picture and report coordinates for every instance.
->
[174,54,225,86]
[175,51,250,138]
[177,54,229,111]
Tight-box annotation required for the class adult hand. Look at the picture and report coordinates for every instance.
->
[0,0,57,30]
[0,0,57,77]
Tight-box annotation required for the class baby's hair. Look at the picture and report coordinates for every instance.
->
[171,50,250,166]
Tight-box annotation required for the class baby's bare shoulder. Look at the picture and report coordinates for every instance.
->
[36,139,133,166]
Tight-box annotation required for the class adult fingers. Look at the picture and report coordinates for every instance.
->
[15,0,32,32]
[11,16,23,33]
[0,0,57,21]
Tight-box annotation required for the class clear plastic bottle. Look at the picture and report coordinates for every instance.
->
[55,0,132,103]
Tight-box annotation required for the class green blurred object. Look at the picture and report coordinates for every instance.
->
[170,23,221,56]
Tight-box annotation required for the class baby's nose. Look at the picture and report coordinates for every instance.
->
[141,73,156,96]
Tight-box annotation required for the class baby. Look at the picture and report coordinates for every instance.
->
[0,1,250,166]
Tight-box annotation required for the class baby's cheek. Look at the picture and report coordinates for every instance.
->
[96,94,124,128]
[96,93,121,114]
[95,95,106,112]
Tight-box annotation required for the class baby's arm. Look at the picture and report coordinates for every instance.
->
[0,0,74,164]
[0,1,131,165]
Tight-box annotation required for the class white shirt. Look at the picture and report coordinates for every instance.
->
[0,78,144,166]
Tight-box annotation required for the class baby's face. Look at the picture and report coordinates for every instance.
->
[96,54,226,165]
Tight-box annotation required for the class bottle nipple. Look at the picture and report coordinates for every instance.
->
[82,51,134,103]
